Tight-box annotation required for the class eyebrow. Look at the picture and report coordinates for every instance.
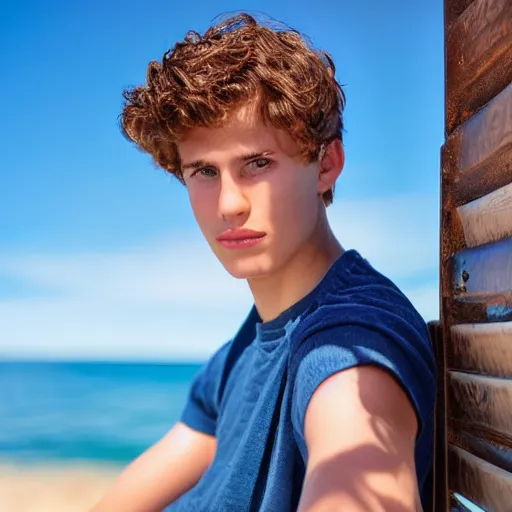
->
[181,150,275,171]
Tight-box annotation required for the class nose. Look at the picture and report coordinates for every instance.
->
[218,173,250,223]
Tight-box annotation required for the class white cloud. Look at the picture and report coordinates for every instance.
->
[0,297,252,361]
[0,238,249,307]
[0,193,439,360]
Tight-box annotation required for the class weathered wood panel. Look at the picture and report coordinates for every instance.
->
[445,0,512,133]
[442,1,512,508]
[452,237,512,296]
[445,0,476,28]
[449,445,512,512]
[450,430,512,474]
[449,322,512,377]
[442,82,512,209]
[451,294,512,324]
[449,238,512,322]
[457,182,512,247]
[448,371,512,445]
[458,82,512,176]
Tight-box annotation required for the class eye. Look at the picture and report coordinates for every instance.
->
[247,158,272,173]
[191,167,218,179]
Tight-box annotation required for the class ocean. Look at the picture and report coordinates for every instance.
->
[0,361,484,512]
[0,361,201,466]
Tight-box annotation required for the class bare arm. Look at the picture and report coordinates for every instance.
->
[91,422,216,512]
[297,366,422,512]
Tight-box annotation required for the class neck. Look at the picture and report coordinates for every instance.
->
[248,210,344,323]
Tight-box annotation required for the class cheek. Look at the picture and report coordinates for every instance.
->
[188,189,215,232]
[269,174,318,234]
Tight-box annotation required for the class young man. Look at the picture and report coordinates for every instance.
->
[93,13,436,512]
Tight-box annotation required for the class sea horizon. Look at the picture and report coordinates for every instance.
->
[0,360,201,466]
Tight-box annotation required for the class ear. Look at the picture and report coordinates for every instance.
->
[317,139,345,196]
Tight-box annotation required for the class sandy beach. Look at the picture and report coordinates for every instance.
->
[0,462,121,512]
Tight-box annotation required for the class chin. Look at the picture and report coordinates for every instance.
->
[220,254,275,280]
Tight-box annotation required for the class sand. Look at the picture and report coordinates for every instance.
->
[0,462,121,512]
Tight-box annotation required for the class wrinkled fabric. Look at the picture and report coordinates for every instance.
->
[166,249,436,511]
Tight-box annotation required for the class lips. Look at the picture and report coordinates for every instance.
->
[216,228,266,242]
[216,229,266,249]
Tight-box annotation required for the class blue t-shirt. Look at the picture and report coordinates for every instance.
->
[166,249,436,511]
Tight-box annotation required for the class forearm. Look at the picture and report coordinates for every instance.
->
[91,423,216,512]
[91,451,198,512]
[90,454,192,512]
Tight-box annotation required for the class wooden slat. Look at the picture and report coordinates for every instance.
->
[449,239,512,323]
[445,0,512,133]
[442,82,512,209]
[445,0,477,28]
[449,445,512,512]
[449,322,512,377]
[459,81,512,180]
[448,371,512,445]
[451,294,512,324]
[450,429,512,474]
[457,182,512,247]
[450,238,512,322]
[452,237,512,296]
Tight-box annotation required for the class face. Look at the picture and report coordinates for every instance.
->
[178,107,336,280]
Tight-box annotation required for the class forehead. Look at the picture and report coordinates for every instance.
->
[178,106,301,162]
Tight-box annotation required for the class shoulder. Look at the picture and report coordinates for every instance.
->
[297,251,430,345]
[290,251,436,444]
[292,251,433,370]
[181,306,259,434]
[303,364,419,458]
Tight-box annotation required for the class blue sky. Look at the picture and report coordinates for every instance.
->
[1,0,444,361]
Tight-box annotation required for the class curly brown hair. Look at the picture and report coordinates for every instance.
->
[120,12,346,205]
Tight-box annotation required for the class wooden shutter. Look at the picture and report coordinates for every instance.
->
[440,0,512,510]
